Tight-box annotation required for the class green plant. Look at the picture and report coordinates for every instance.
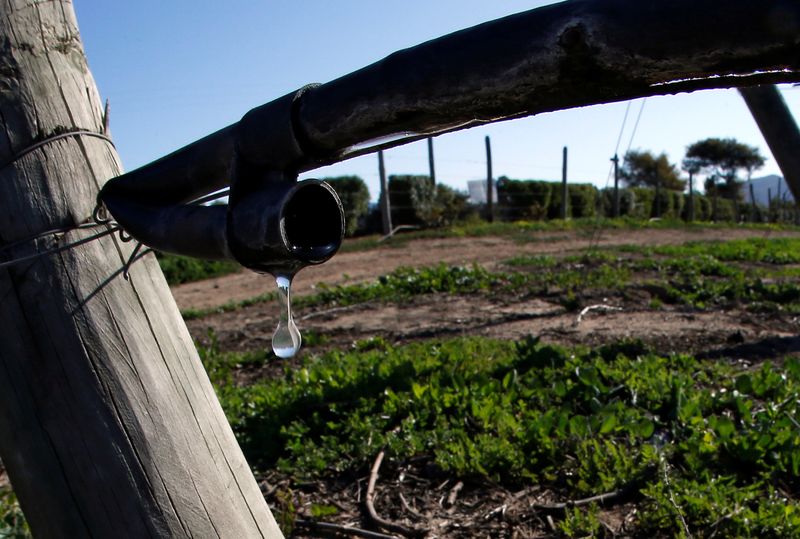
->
[0,487,29,538]
[324,176,371,236]
[157,252,240,285]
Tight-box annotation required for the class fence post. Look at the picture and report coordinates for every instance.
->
[427,137,437,186]
[740,86,800,202]
[0,4,283,537]
[561,146,569,220]
[378,150,393,234]
[485,136,494,222]
[611,154,620,218]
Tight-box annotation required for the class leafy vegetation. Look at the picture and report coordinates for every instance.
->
[156,252,240,285]
[0,487,29,538]
[200,335,800,536]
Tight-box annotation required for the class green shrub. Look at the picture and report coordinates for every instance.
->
[497,177,552,221]
[388,175,434,226]
[157,253,240,285]
[427,184,470,227]
[324,176,370,236]
[630,187,655,219]
[568,184,598,218]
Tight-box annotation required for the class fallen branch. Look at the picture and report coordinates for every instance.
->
[574,304,623,326]
[446,480,464,508]
[398,492,426,521]
[365,450,427,537]
[532,487,627,513]
[295,518,400,539]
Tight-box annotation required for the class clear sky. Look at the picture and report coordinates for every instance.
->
[73,1,800,201]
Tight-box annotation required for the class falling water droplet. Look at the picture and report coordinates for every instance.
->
[272,274,301,358]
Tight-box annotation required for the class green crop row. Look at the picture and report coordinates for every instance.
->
[201,335,800,537]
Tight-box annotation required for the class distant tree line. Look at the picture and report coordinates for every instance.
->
[323,136,781,236]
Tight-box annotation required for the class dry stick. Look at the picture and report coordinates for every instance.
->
[295,518,400,539]
[397,492,426,521]
[532,486,628,513]
[574,304,623,326]
[365,451,426,537]
[446,481,464,508]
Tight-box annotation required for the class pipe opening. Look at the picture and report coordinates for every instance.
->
[282,181,344,263]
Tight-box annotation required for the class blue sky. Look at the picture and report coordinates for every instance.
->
[74,1,800,201]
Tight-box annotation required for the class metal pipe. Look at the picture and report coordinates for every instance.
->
[99,0,800,269]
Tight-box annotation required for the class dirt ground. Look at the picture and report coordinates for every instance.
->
[172,226,800,538]
[177,226,800,360]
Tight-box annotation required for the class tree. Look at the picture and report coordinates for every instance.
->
[621,150,686,191]
[685,137,765,200]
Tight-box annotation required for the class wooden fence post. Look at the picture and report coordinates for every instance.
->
[0,2,283,537]
[427,137,436,186]
[611,153,620,218]
[561,146,569,220]
[485,136,494,222]
[378,150,392,234]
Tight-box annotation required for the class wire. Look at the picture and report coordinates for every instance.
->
[0,225,121,271]
[624,98,647,156]
[0,130,115,172]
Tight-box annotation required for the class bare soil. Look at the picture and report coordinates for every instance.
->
[178,226,800,360]
[172,226,800,538]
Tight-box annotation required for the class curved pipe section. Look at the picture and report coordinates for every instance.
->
[102,178,344,275]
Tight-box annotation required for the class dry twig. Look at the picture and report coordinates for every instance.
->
[574,304,623,325]
[446,481,464,512]
[295,518,400,539]
[365,451,427,537]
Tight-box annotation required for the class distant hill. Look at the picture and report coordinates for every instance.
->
[743,175,794,205]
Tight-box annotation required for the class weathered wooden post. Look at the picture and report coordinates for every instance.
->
[611,153,620,218]
[427,137,436,186]
[0,2,283,537]
[561,146,569,220]
[740,85,800,202]
[485,135,494,222]
[378,150,392,234]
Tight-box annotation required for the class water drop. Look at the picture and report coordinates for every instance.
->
[272,274,301,358]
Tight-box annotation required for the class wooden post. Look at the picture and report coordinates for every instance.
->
[561,146,569,220]
[378,150,392,234]
[740,85,800,203]
[654,163,661,218]
[0,3,283,537]
[688,170,695,222]
[768,187,773,222]
[611,154,620,218]
[485,135,494,222]
[427,137,436,186]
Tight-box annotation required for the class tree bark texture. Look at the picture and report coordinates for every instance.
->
[0,1,283,537]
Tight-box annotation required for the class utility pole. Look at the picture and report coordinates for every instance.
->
[378,150,393,234]
[427,137,437,186]
[561,146,569,220]
[0,3,282,537]
[687,170,695,222]
[485,136,494,222]
[611,154,620,218]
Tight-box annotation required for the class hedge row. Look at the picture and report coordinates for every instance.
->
[323,175,767,238]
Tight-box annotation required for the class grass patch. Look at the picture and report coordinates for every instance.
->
[157,252,240,285]
[202,335,800,537]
